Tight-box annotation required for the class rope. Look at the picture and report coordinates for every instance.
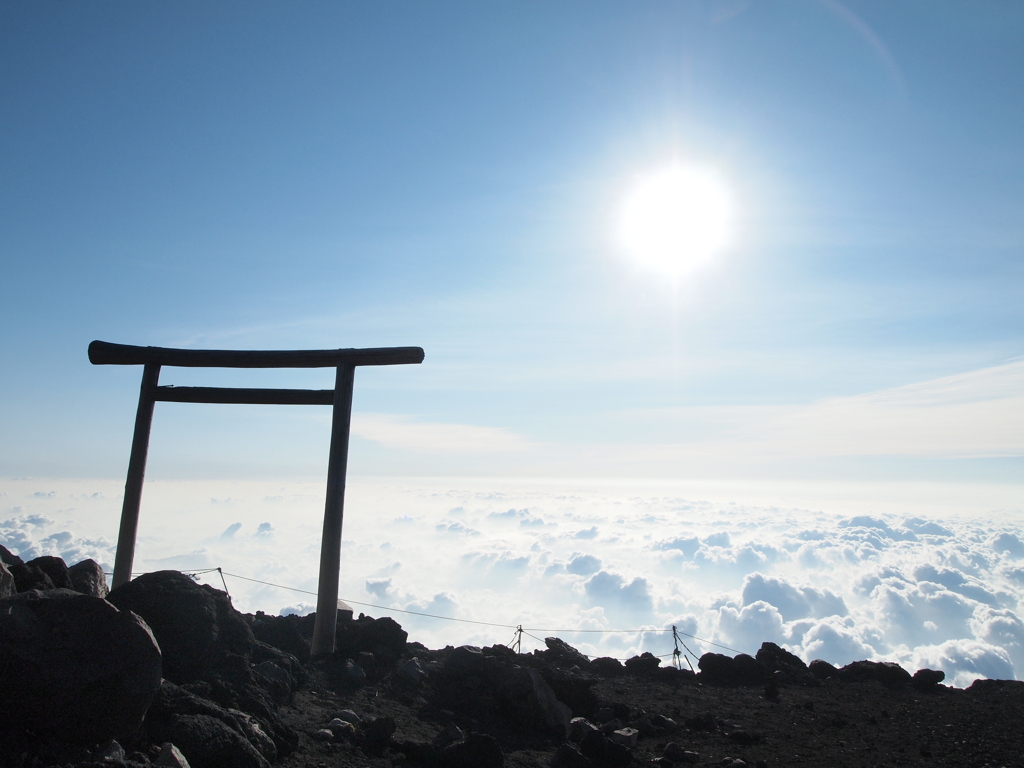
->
[220,571,519,629]
[110,566,743,655]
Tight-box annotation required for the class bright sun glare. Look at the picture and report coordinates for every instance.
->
[619,166,732,277]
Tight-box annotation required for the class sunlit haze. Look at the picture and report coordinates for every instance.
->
[2,2,1022,685]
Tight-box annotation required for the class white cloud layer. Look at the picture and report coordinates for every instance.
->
[1,476,1022,688]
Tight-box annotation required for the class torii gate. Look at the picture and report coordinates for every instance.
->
[89,340,424,656]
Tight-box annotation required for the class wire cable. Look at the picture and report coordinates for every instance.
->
[117,567,743,655]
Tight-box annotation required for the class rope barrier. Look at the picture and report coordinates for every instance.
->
[107,566,743,656]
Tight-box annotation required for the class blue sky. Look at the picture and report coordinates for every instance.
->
[2,1,1022,485]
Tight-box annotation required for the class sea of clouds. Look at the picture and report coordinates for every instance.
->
[2,476,1023,688]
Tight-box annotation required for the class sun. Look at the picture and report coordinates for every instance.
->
[618,165,732,277]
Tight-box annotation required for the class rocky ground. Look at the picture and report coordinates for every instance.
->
[2,550,1024,768]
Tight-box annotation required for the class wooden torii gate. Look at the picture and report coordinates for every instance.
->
[89,340,424,656]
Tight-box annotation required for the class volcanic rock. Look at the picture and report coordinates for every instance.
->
[154,743,192,767]
[0,588,162,743]
[591,657,624,676]
[336,613,408,666]
[836,660,912,688]
[0,544,23,566]
[579,728,632,768]
[9,560,55,592]
[108,570,255,683]
[28,555,74,589]
[545,635,593,667]
[808,658,837,679]
[436,645,572,737]
[698,652,768,686]
[624,652,662,675]
[0,560,13,598]
[68,558,109,597]
[144,681,275,768]
[913,667,946,689]
[250,611,311,662]
[755,641,819,686]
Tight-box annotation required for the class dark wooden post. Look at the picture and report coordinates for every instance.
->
[311,364,356,657]
[111,363,161,589]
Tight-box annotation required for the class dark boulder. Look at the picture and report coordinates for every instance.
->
[591,657,624,676]
[912,668,946,690]
[149,713,270,768]
[624,652,662,675]
[335,614,408,666]
[26,555,73,589]
[755,642,819,686]
[836,660,912,689]
[9,561,55,592]
[435,645,572,737]
[698,653,768,686]
[545,636,592,668]
[108,570,255,683]
[144,680,275,767]
[808,659,837,680]
[250,611,311,662]
[69,558,109,598]
[0,589,162,743]
[0,544,22,567]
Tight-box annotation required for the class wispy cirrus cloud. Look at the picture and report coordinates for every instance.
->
[606,359,1024,464]
[351,413,533,454]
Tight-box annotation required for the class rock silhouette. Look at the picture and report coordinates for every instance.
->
[0,553,1022,768]
[0,588,162,745]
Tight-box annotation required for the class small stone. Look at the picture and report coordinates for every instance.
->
[154,742,191,768]
[97,740,125,761]
[253,660,291,687]
[334,708,361,724]
[327,719,356,738]
[629,715,663,737]
[433,723,466,748]
[569,717,599,742]
[650,714,678,731]
[397,657,428,684]
[344,658,366,682]
[610,727,639,748]
[312,728,334,741]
